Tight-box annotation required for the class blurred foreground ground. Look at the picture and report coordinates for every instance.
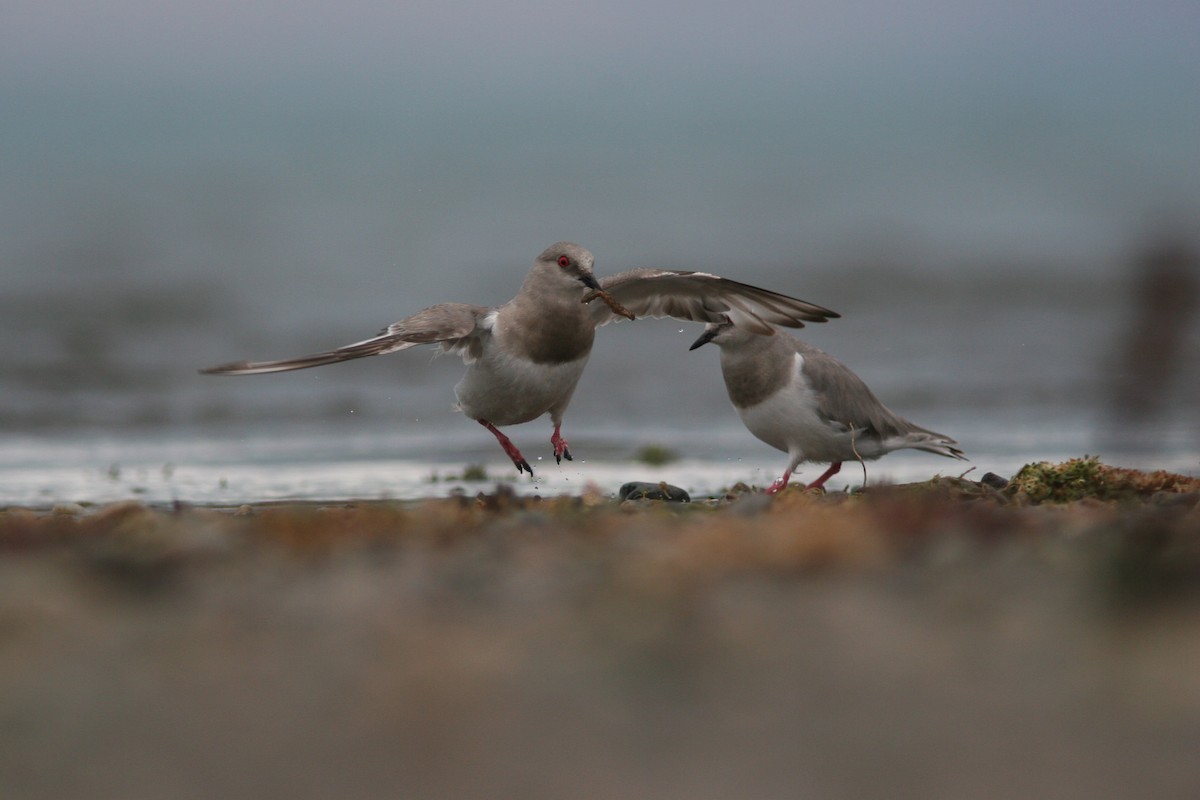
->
[3,463,1200,799]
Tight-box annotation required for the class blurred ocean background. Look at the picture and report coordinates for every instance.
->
[2,1,1198,505]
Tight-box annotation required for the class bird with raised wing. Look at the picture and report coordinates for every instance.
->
[689,320,965,493]
[202,242,839,475]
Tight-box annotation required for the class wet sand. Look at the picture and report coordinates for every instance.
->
[3,462,1200,799]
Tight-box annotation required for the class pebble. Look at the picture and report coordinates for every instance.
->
[981,472,1010,490]
[618,482,690,503]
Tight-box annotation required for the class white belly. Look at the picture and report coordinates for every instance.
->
[734,355,871,464]
[738,384,829,456]
[454,346,589,426]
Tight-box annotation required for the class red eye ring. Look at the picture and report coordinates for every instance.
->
[557,255,570,268]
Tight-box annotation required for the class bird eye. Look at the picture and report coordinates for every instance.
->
[557,255,570,268]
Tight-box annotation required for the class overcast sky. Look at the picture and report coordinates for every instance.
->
[3,0,1196,278]
[3,1,1196,88]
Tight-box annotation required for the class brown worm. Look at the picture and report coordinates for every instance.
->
[582,289,636,320]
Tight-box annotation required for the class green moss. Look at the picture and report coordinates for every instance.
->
[634,444,679,467]
[1008,456,1111,503]
[430,464,491,482]
[1007,456,1200,504]
[460,464,489,482]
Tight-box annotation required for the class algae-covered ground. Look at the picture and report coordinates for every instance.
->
[3,458,1200,799]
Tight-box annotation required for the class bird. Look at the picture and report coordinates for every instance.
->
[688,319,965,493]
[201,242,839,475]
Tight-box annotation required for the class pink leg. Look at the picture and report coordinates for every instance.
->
[764,469,793,495]
[550,425,572,464]
[805,461,842,490]
[478,419,533,476]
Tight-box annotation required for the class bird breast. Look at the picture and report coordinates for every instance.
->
[496,300,595,365]
[719,344,795,409]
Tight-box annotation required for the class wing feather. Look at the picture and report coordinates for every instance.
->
[200,303,491,375]
[795,340,966,459]
[589,269,838,331]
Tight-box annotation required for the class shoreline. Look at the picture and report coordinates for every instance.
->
[3,458,1199,798]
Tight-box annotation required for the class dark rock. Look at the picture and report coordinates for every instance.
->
[980,472,1010,490]
[618,482,690,503]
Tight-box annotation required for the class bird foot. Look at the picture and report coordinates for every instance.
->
[479,420,533,476]
[804,462,842,491]
[551,427,573,464]
[764,473,792,495]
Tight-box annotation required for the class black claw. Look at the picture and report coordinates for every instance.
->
[517,459,533,476]
[562,447,573,462]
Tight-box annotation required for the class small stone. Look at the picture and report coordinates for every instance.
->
[980,472,1009,490]
[618,481,690,503]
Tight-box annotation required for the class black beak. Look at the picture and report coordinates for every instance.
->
[580,274,601,291]
[689,328,717,351]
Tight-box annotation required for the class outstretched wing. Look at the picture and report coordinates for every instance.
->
[589,268,838,334]
[200,303,492,375]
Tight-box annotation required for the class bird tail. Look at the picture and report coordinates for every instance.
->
[199,334,419,375]
[906,432,967,461]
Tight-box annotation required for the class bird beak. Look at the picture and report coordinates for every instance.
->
[689,328,717,351]
[580,273,601,290]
